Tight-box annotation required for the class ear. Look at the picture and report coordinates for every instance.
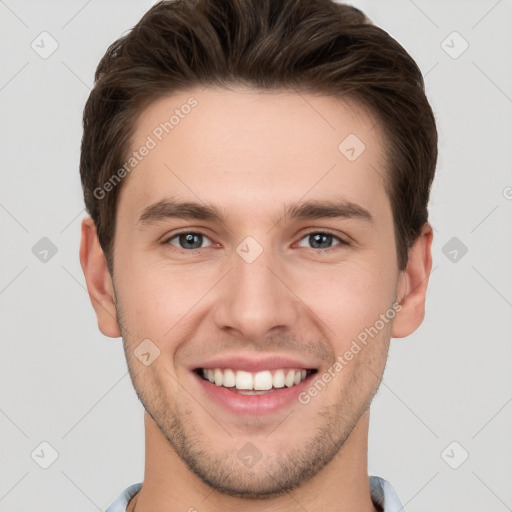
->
[392,222,433,338]
[79,217,121,338]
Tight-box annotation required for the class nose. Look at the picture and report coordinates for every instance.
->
[213,241,300,341]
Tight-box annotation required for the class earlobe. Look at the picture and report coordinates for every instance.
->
[79,217,121,338]
[391,223,433,339]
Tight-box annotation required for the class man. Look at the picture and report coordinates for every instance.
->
[79,0,437,510]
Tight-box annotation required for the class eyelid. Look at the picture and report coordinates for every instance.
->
[295,229,350,249]
[162,228,351,252]
[163,229,216,249]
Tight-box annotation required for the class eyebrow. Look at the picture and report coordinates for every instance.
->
[284,200,373,224]
[136,197,374,227]
[137,199,227,226]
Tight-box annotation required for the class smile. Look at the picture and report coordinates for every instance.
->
[197,368,316,394]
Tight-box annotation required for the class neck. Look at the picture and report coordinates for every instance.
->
[129,409,377,512]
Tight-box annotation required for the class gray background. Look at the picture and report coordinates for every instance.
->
[1,1,511,510]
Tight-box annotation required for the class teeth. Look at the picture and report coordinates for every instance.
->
[253,370,273,390]
[284,370,295,387]
[200,368,310,390]
[236,370,253,390]
[273,369,285,388]
[223,369,236,387]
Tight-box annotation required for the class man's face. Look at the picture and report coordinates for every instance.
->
[111,87,403,497]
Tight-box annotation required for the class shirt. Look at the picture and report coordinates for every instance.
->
[105,475,405,511]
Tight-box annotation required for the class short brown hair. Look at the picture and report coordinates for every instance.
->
[80,0,437,272]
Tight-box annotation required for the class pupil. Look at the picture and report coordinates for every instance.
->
[180,233,201,249]
[310,233,331,249]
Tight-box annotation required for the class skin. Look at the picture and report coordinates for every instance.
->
[80,86,433,512]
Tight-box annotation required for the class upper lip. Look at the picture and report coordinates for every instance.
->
[191,355,317,373]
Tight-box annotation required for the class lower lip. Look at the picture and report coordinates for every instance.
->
[193,372,314,416]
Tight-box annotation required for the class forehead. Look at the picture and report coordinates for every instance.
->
[117,86,390,225]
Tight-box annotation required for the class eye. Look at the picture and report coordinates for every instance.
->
[165,232,214,250]
[296,231,348,250]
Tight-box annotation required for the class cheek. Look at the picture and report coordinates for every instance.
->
[116,259,216,339]
[291,259,396,344]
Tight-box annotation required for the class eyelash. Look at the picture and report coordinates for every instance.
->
[163,229,350,253]
[297,230,350,252]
